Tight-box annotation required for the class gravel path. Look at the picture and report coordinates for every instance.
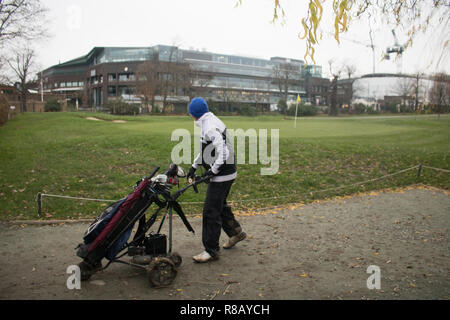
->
[0,186,448,300]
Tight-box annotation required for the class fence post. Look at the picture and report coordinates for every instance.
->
[37,192,42,217]
[417,164,423,178]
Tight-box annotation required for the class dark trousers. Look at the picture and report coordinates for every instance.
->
[202,179,241,257]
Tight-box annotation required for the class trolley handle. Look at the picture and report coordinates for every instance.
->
[192,178,199,193]
[146,166,160,180]
[171,175,209,200]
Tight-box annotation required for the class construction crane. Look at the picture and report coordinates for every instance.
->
[385,29,405,73]
[326,21,378,74]
[385,29,404,56]
[331,34,378,74]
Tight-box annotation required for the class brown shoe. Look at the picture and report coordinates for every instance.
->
[223,232,247,249]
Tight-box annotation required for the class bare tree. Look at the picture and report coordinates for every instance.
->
[328,59,342,116]
[394,77,414,108]
[158,45,180,113]
[0,57,9,83]
[137,54,211,114]
[6,46,36,112]
[429,73,450,120]
[340,61,358,107]
[394,77,414,97]
[272,62,299,114]
[0,0,47,46]
[171,61,212,104]
[412,73,425,112]
[0,1,47,84]
[185,67,211,100]
[342,62,357,80]
[136,59,162,112]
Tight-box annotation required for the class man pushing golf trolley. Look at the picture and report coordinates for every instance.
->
[75,97,246,287]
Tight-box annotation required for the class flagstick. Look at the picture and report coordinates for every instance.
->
[294,94,301,128]
[294,102,298,128]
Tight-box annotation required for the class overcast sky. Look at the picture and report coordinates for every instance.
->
[36,0,449,78]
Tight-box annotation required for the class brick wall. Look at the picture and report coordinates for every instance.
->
[0,97,45,126]
[0,98,20,126]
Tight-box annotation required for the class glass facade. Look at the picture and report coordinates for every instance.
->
[209,76,277,92]
[180,49,306,102]
[154,45,179,62]
[187,59,273,78]
[303,65,322,77]
[210,53,271,68]
[95,47,154,65]
[44,44,325,108]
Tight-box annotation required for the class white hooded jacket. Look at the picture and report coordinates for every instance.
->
[192,112,237,182]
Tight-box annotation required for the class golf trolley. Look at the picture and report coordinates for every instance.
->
[76,164,208,287]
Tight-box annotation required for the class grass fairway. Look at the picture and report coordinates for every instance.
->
[0,112,448,220]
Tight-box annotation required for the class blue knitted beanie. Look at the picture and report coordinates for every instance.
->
[188,97,209,118]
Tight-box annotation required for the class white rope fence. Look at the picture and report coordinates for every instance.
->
[229,165,421,204]
[36,164,449,216]
[39,194,118,203]
[421,165,450,174]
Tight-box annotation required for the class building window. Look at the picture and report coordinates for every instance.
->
[217,56,226,63]
[119,73,135,82]
[107,86,117,96]
[118,85,136,96]
[108,73,117,82]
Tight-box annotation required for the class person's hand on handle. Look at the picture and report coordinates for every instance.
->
[187,166,196,184]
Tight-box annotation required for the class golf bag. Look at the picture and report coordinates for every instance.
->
[76,177,155,265]
[77,165,200,284]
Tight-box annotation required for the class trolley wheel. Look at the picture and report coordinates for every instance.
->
[78,261,94,281]
[168,252,182,268]
[146,257,177,287]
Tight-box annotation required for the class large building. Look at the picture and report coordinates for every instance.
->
[338,73,437,110]
[41,45,327,111]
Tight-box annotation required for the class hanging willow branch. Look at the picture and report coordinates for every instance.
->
[298,0,327,64]
[235,1,448,67]
[299,0,354,64]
